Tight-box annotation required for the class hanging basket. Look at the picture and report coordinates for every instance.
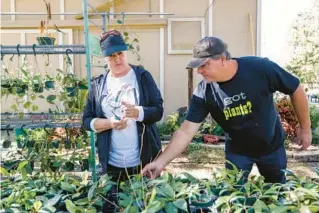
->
[36,36,56,45]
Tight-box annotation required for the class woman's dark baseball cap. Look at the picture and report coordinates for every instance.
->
[100,30,128,57]
[186,36,227,68]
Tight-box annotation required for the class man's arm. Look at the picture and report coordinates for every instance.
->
[290,84,312,150]
[154,120,201,169]
[290,85,311,129]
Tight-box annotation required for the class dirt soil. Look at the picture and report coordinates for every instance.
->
[162,143,319,180]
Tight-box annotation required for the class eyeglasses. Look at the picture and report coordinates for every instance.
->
[100,30,121,44]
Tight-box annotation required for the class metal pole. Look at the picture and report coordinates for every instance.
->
[0,12,174,16]
[82,0,97,182]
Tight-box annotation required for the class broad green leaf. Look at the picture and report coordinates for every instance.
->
[39,206,56,213]
[215,196,230,209]
[253,199,268,212]
[118,193,133,207]
[46,95,56,103]
[234,208,244,213]
[17,160,28,170]
[295,187,319,199]
[60,182,76,193]
[33,201,42,211]
[65,200,78,213]
[38,95,45,99]
[173,198,188,212]
[74,198,89,206]
[269,205,288,213]
[164,202,178,213]
[7,208,21,213]
[44,194,62,207]
[23,101,31,109]
[86,206,97,213]
[88,182,97,201]
[0,167,10,176]
[159,184,174,198]
[11,104,18,111]
[143,200,162,213]
[308,205,319,213]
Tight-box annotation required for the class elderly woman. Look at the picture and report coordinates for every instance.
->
[83,30,163,181]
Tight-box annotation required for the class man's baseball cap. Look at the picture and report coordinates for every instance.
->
[100,30,128,57]
[186,36,227,69]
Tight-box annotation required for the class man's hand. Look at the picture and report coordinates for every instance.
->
[142,161,165,179]
[122,101,139,119]
[296,128,312,150]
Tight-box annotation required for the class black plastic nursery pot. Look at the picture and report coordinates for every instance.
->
[2,140,12,148]
[80,159,89,171]
[45,80,55,89]
[63,162,75,171]
[15,85,28,95]
[37,36,56,45]
[78,81,88,90]
[51,140,60,149]
[1,81,11,89]
[65,87,78,97]
[32,84,44,93]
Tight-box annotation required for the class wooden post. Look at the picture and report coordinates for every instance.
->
[188,68,193,105]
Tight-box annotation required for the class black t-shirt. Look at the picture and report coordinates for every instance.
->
[186,56,300,157]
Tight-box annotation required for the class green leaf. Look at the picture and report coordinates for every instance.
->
[159,184,174,198]
[11,104,18,111]
[17,160,28,170]
[0,167,10,176]
[40,206,56,212]
[33,201,42,211]
[23,101,31,109]
[117,20,123,24]
[172,198,188,212]
[46,95,56,103]
[88,182,97,201]
[269,205,288,213]
[234,208,244,213]
[44,194,62,207]
[56,69,64,73]
[74,198,89,206]
[164,202,178,213]
[123,32,129,36]
[65,200,78,213]
[32,105,39,111]
[31,94,37,100]
[253,199,268,212]
[143,200,162,213]
[295,187,319,199]
[38,95,45,99]
[60,182,76,193]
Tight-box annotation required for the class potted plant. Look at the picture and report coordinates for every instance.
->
[63,74,79,97]
[32,74,44,93]
[13,78,29,95]
[36,2,57,45]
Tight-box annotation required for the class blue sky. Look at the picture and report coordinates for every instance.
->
[261,0,313,66]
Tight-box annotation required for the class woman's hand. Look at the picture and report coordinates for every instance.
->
[122,101,139,119]
[110,117,128,130]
